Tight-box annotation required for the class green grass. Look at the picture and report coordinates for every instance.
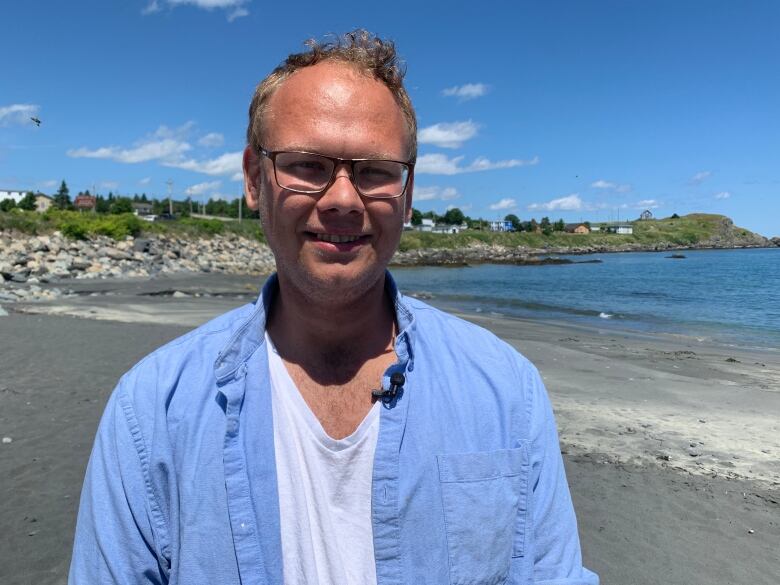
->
[0,210,754,249]
[0,209,266,242]
[398,214,744,251]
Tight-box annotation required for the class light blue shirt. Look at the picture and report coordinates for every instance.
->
[70,273,598,585]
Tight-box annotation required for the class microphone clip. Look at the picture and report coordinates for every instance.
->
[371,372,405,401]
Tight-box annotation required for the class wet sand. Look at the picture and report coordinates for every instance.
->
[1,273,778,584]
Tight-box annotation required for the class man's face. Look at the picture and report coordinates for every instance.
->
[244,61,413,304]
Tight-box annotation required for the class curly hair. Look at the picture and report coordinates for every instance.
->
[246,29,417,162]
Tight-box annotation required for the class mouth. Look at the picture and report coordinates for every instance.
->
[314,233,364,244]
[305,230,371,252]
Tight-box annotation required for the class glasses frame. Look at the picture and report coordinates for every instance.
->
[258,146,414,199]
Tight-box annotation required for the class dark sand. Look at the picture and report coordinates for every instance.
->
[1,274,778,585]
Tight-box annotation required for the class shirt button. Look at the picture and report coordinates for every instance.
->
[227,419,239,434]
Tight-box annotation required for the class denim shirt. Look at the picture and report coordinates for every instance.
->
[70,273,598,585]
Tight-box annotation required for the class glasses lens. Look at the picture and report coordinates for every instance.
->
[354,160,408,198]
[274,152,334,192]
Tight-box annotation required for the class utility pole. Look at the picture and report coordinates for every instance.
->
[166,179,173,216]
[238,194,243,223]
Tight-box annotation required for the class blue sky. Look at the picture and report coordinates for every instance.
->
[2,0,778,236]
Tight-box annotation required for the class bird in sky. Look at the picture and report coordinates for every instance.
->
[30,117,41,126]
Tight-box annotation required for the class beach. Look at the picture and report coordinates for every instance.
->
[1,273,778,585]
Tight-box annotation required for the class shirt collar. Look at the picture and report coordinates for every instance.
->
[213,271,416,382]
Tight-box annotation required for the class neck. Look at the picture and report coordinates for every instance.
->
[266,272,396,376]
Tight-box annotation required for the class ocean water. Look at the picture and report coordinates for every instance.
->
[391,248,780,350]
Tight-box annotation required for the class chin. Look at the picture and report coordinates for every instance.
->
[290,261,386,304]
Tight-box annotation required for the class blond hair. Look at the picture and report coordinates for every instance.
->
[246,29,417,161]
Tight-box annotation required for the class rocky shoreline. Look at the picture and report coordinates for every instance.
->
[1,230,778,304]
[0,232,276,303]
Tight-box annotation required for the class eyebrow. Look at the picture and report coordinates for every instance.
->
[276,145,398,160]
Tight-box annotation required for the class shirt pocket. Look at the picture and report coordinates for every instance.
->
[437,445,529,585]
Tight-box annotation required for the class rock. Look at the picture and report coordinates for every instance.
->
[0,306,8,316]
[1,437,12,444]
[172,291,189,298]
[11,270,30,283]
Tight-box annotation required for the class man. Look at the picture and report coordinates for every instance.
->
[70,30,598,585]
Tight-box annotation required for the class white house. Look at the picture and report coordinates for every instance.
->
[431,223,466,234]
[0,189,26,204]
[417,218,434,232]
[488,220,513,232]
[606,224,633,235]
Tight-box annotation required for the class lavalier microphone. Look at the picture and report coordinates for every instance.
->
[372,372,405,400]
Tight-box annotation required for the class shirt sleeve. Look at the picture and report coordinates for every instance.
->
[523,364,599,585]
[69,384,170,584]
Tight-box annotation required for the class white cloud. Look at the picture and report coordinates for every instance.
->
[231,171,244,181]
[144,0,250,19]
[418,121,478,149]
[714,191,731,200]
[591,179,632,193]
[416,153,538,175]
[198,132,225,147]
[413,186,460,201]
[689,170,712,185]
[489,198,517,211]
[528,193,583,212]
[185,180,222,196]
[99,181,120,190]
[227,7,249,20]
[447,203,471,212]
[68,139,191,164]
[37,179,58,189]
[0,103,40,126]
[139,177,152,185]
[168,151,243,176]
[67,123,193,164]
[636,199,660,209]
[442,83,489,101]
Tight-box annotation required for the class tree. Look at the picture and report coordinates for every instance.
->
[410,208,422,226]
[540,216,552,235]
[54,180,71,210]
[18,192,37,211]
[443,207,465,225]
[529,218,539,233]
[554,219,565,232]
[110,197,133,214]
[671,213,680,219]
[504,214,520,231]
[0,198,17,212]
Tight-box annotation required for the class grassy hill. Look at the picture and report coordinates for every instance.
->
[398,214,768,252]
[0,209,768,252]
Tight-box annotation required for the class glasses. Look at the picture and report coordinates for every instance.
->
[258,146,413,199]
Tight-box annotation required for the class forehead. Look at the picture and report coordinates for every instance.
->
[264,61,408,158]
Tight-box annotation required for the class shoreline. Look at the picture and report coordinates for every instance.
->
[1,273,779,584]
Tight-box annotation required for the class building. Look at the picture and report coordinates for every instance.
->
[431,223,466,234]
[74,194,97,210]
[564,223,590,234]
[488,220,514,232]
[639,210,654,220]
[417,218,434,232]
[0,189,26,204]
[606,224,634,235]
[132,201,154,216]
[35,194,53,212]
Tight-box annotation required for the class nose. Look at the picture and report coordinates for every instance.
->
[316,164,364,214]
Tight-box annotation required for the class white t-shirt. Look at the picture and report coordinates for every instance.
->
[267,334,380,585]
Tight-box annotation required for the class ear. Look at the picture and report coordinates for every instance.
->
[243,146,262,211]
[404,171,414,223]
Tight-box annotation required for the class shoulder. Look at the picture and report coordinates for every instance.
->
[404,295,536,375]
[115,302,259,418]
